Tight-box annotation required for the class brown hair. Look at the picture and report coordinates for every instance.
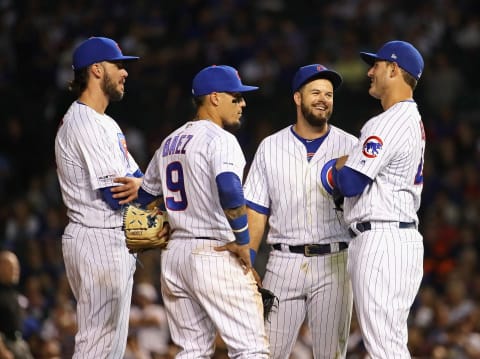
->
[68,67,89,96]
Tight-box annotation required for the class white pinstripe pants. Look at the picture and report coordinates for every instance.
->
[347,228,423,359]
[263,248,353,359]
[62,223,137,359]
[161,239,270,358]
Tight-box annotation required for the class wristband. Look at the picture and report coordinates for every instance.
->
[229,214,250,245]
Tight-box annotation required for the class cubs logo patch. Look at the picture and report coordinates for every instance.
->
[362,136,383,158]
[320,159,337,195]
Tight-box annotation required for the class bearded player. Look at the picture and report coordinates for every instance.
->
[244,64,356,358]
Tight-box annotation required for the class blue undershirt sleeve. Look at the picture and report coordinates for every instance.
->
[99,169,147,210]
[216,172,249,245]
[332,165,372,197]
[137,187,159,208]
[99,187,121,210]
[132,168,144,178]
[215,172,246,208]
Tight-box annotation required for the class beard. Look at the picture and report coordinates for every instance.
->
[102,73,124,102]
[223,119,242,133]
[300,102,331,129]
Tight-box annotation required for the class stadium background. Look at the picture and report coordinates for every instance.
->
[0,0,479,357]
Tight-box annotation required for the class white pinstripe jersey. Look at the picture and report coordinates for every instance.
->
[344,100,425,224]
[244,125,357,245]
[141,120,245,241]
[55,101,140,228]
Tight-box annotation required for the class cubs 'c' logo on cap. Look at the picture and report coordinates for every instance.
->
[320,159,337,195]
[362,136,383,158]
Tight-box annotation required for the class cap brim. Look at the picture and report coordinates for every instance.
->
[296,70,342,92]
[234,85,259,93]
[360,52,379,66]
[109,56,139,62]
[319,71,342,91]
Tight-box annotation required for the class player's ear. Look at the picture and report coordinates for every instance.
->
[390,62,399,77]
[209,92,220,106]
[293,91,301,106]
[91,63,103,78]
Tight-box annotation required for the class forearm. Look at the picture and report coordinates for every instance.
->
[335,155,349,170]
[246,207,267,252]
[224,205,249,245]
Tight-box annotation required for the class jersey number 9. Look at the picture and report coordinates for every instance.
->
[165,162,188,210]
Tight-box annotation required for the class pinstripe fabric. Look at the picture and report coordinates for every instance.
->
[62,223,136,359]
[244,125,356,358]
[347,229,423,358]
[142,120,269,357]
[55,101,140,358]
[343,101,425,358]
[142,120,245,241]
[344,101,424,224]
[245,125,357,245]
[55,101,139,228]
[161,239,269,358]
[264,250,352,359]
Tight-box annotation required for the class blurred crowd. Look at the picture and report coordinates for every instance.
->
[0,0,479,358]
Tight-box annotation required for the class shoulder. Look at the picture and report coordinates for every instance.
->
[384,101,419,119]
[258,126,292,146]
[62,102,100,131]
[328,125,358,143]
[182,121,240,149]
[384,101,421,129]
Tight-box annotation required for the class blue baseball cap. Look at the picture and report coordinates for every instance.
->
[292,64,342,93]
[192,65,259,96]
[72,37,139,70]
[360,40,424,80]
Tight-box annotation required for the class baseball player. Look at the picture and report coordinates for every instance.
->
[244,64,356,358]
[333,40,426,358]
[55,37,150,358]
[135,65,269,357]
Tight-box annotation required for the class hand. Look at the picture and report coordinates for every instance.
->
[214,242,252,274]
[251,267,262,287]
[335,155,349,169]
[112,176,143,204]
[158,222,171,240]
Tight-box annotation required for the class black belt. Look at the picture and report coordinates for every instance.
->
[348,221,416,238]
[272,242,348,256]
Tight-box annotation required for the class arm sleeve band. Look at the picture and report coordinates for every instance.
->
[333,165,372,197]
[246,200,270,216]
[229,214,250,245]
[216,172,246,209]
[99,187,121,210]
[137,187,159,208]
[132,168,144,178]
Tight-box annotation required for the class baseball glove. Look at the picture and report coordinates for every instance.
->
[258,286,278,322]
[123,204,169,253]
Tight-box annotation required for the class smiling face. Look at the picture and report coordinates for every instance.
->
[366,60,393,100]
[296,78,334,130]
